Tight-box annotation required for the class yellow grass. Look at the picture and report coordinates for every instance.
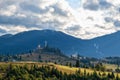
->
[104,63,119,70]
[48,63,120,77]
[0,62,120,77]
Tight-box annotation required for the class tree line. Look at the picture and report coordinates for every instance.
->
[0,64,119,80]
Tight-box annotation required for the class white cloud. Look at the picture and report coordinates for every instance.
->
[0,0,120,39]
[0,25,28,34]
[0,5,17,16]
[67,0,120,39]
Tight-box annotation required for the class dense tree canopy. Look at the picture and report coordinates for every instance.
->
[0,64,118,80]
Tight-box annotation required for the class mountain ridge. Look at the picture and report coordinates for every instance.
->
[0,29,120,58]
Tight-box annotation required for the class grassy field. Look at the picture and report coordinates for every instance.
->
[104,63,120,70]
[0,62,120,77]
[54,63,120,77]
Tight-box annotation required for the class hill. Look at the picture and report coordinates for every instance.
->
[0,30,85,56]
[19,46,76,65]
[0,29,120,58]
[88,31,120,57]
[0,62,119,80]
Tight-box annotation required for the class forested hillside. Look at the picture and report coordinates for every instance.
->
[0,62,119,80]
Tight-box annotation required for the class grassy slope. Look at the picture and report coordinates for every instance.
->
[0,62,120,77]
[104,63,120,70]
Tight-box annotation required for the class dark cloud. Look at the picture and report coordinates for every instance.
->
[117,7,120,12]
[114,20,120,27]
[0,28,6,33]
[20,2,49,14]
[83,0,112,11]
[99,0,112,9]
[83,0,99,11]
[0,14,64,30]
[117,7,120,14]
[87,17,94,21]
[65,25,80,31]
[51,4,70,17]
[0,15,40,27]
[104,17,113,22]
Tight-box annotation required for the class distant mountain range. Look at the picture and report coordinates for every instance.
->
[0,29,120,58]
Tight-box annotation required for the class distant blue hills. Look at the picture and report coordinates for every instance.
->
[0,29,120,58]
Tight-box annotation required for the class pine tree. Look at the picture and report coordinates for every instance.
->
[116,74,119,80]
[75,60,80,67]
[69,62,72,67]
[111,72,115,79]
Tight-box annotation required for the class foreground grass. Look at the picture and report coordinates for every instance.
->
[0,62,120,77]
[104,63,120,70]
[54,63,120,77]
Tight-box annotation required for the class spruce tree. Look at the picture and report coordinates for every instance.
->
[76,60,80,67]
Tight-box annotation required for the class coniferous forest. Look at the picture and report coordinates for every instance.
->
[0,46,119,80]
[0,63,119,80]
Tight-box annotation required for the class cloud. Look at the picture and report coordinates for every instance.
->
[83,0,99,11]
[0,0,120,39]
[104,17,113,22]
[83,0,112,11]
[20,2,46,14]
[65,25,80,31]
[0,28,6,33]
[0,0,75,31]
[114,20,120,27]
[0,15,37,27]
[99,0,112,9]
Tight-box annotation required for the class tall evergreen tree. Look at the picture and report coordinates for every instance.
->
[76,60,80,67]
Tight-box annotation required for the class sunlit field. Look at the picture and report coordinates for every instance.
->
[0,62,120,77]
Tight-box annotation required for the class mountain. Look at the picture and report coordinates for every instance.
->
[0,29,120,58]
[76,31,120,58]
[87,31,120,58]
[0,34,12,39]
[0,30,85,55]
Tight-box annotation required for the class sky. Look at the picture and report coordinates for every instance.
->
[0,0,120,39]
